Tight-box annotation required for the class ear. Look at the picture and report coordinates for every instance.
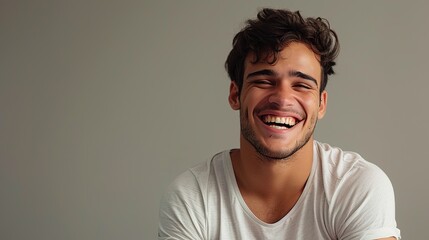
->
[318,90,328,119]
[228,81,240,110]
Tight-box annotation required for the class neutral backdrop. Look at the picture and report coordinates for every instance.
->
[1,0,428,239]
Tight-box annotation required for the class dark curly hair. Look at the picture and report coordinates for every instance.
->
[225,8,340,94]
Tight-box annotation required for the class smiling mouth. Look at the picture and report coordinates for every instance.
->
[261,115,299,129]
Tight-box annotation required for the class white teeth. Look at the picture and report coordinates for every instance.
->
[263,115,297,127]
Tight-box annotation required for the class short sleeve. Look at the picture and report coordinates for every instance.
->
[158,170,206,240]
[331,162,401,240]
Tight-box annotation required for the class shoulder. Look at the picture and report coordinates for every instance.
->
[161,151,226,206]
[315,141,393,195]
[159,161,209,219]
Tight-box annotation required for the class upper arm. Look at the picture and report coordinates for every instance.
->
[332,163,401,240]
[158,171,206,240]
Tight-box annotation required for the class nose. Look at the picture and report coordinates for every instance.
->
[268,84,295,108]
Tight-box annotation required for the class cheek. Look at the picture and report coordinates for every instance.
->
[240,90,263,109]
[301,94,321,112]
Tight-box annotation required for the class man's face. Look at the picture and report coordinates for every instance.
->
[229,42,327,160]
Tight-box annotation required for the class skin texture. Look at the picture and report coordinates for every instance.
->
[230,42,327,161]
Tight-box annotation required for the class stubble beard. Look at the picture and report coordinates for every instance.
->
[240,108,317,161]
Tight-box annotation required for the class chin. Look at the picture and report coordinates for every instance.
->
[250,134,314,161]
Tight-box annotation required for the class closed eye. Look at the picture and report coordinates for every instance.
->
[251,79,274,87]
[254,80,271,84]
[294,83,312,89]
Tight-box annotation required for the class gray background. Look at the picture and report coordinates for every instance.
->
[1,0,428,239]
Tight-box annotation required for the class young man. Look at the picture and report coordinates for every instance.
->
[159,8,400,240]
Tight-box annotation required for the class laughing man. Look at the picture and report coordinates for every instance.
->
[159,8,401,240]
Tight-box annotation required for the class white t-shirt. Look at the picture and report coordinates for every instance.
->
[159,141,401,239]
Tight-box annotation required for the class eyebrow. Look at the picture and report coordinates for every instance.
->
[246,69,318,87]
[245,69,277,79]
[289,70,318,87]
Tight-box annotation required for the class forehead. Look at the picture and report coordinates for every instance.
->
[244,42,322,80]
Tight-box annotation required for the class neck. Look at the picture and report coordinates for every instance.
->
[231,137,314,198]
